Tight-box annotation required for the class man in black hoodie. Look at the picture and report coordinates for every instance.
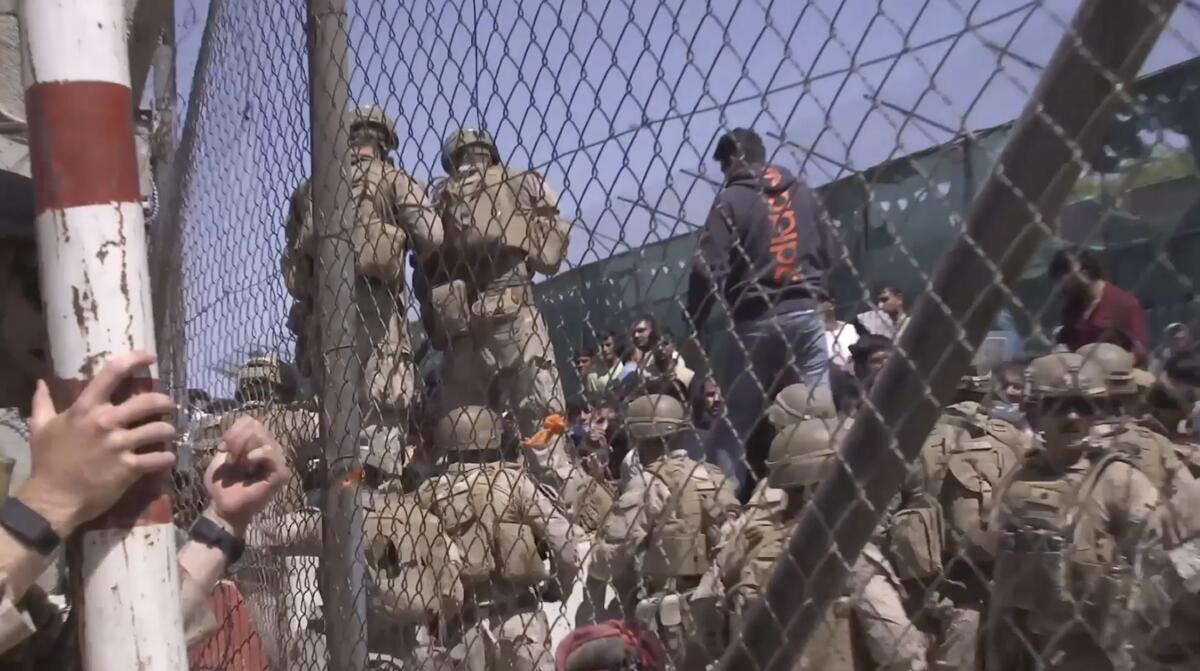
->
[685,128,835,496]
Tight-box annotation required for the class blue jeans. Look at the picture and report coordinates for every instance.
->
[704,309,830,497]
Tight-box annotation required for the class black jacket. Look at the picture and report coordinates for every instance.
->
[686,164,834,325]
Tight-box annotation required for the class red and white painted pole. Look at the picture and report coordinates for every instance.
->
[20,1,187,669]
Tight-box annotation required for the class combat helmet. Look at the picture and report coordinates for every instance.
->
[349,104,399,153]
[236,355,283,390]
[765,418,843,489]
[1024,352,1108,401]
[435,405,503,452]
[625,394,688,441]
[767,383,835,428]
[956,363,992,402]
[441,127,500,173]
[1076,343,1137,397]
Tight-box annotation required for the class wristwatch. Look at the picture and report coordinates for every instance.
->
[189,515,246,565]
[0,497,61,555]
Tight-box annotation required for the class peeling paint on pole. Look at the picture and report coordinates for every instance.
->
[19,1,186,669]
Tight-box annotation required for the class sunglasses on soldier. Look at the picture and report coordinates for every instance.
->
[1038,396,1098,418]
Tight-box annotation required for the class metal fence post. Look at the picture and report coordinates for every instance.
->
[307,0,368,669]
[717,1,1181,670]
[19,0,187,669]
[150,0,182,396]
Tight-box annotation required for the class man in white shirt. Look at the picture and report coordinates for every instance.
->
[586,331,624,396]
[856,283,908,339]
[645,329,695,390]
[820,295,858,370]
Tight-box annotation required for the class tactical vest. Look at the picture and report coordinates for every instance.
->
[420,463,548,588]
[441,165,534,252]
[440,165,567,274]
[364,492,465,622]
[912,411,1018,565]
[350,157,410,284]
[738,519,862,671]
[570,475,615,533]
[992,451,1133,636]
[642,457,716,586]
[1095,421,1175,492]
[940,431,1015,563]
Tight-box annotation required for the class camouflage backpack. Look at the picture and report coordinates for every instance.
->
[439,165,535,256]
[365,492,465,623]
[419,464,548,587]
[350,157,410,285]
[641,456,716,585]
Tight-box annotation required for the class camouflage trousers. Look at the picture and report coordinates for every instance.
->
[846,546,930,671]
[440,297,563,436]
[290,283,416,427]
[359,282,417,427]
[450,608,554,671]
[985,611,1123,671]
[925,560,992,671]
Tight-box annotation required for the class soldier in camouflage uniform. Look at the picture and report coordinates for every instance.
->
[1077,343,1194,496]
[283,105,444,427]
[1143,373,1200,477]
[733,383,837,535]
[1132,473,1200,669]
[418,405,583,671]
[885,370,1029,671]
[556,431,616,536]
[355,426,463,670]
[588,395,740,670]
[415,128,571,438]
[702,419,929,671]
[985,352,1160,671]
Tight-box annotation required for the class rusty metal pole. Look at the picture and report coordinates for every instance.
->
[307,0,368,669]
[20,0,187,669]
[717,2,1180,670]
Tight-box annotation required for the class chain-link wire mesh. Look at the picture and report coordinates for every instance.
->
[157,0,1200,669]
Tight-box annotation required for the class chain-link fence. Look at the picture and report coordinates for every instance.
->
[159,0,1200,669]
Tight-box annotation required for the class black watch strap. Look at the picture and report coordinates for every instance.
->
[0,497,61,555]
[190,516,245,565]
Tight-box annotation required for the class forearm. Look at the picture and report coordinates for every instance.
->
[177,510,242,624]
[1,479,80,601]
[0,530,55,604]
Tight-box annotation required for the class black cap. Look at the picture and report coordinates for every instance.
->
[712,128,766,164]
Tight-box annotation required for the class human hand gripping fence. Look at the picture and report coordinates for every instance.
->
[153,0,1200,670]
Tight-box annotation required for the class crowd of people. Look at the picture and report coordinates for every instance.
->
[5,106,1200,671]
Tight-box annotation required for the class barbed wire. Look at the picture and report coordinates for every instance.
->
[160,1,1200,671]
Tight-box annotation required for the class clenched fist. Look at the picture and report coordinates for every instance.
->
[203,416,291,532]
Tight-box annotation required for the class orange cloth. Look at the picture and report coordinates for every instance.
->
[187,581,269,671]
[522,414,566,448]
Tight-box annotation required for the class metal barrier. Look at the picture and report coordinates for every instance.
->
[155,0,1200,669]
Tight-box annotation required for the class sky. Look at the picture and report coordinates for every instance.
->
[167,0,1200,395]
